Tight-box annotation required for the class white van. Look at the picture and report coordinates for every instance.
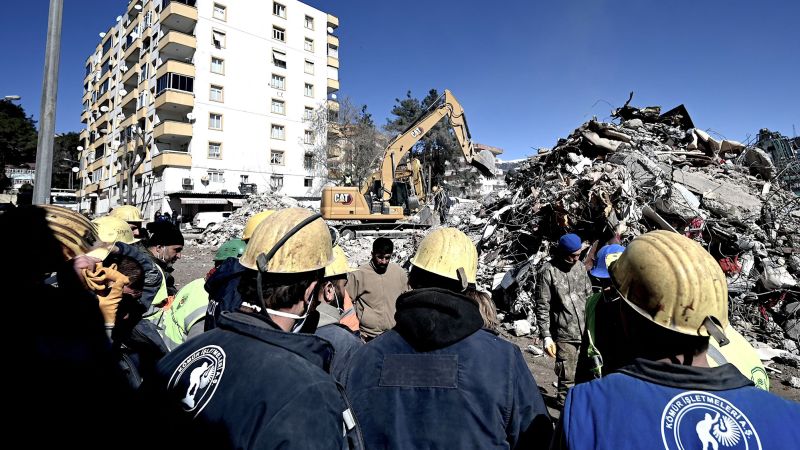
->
[192,211,231,231]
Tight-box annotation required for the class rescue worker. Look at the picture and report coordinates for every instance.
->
[554,231,800,449]
[158,239,247,349]
[145,224,184,296]
[3,205,136,448]
[315,246,363,381]
[347,237,408,340]
[92,211,170,388]
[204,211,274,330]
[534,233,592,409]
[142,208,363,449]
[579,243,771,390]
[110,204,145,239]
[344,228,552,449]
[576,243,626,382]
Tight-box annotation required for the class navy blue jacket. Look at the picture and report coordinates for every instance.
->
[343,287,552,449]
[556,358,800,449]
[142,311,363,450]
[204,256,247,331]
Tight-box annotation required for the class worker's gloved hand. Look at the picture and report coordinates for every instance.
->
[83,262,130,326]
[543,337,557,358]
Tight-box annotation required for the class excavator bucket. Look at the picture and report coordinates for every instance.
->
[470,149,496,178]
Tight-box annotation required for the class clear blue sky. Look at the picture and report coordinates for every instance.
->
[2,0,798,159]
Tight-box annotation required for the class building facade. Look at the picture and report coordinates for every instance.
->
[78,0,340,219]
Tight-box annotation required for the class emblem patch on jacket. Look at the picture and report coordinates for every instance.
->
[168,345,226,417]
[660,391,761,450]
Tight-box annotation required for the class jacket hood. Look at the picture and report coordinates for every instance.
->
[205,257,248,294]
[219,311,334,372]
[316,303,341,328]
[394,287,483,352]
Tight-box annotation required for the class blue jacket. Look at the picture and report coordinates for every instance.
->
[203,257,248,331]
[343,287,552,449]
[558,358,800,449]
[142,311,364,450]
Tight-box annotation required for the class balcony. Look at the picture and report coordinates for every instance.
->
[327,35,339,47]
[125,16,139,36]
[155,89,194,113]
[123,40,141,61]
[85,183,99,194]
[120,89,137,109]
[80,109,90,124]
[327,56,339,69]
[154,120,193,145]
[119,113,136,129]
[152,150,192,170]
[156,60,195,79]
[161,1,198,34]
[88,158,104,173]
[327,78,340,94]
[121,65,137,85]
[158,30,196,61]
[327,14,339,30]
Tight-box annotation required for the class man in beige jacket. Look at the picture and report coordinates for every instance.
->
[347,237,408,341]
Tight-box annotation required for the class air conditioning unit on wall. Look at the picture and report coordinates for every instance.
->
[182,177,193,186]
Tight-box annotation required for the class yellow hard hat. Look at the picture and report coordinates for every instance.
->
[39,205,113,261]
[242,210,276,241]
[239,208,333,273]
[110,205,143,223]
[610,230,728,337]
[325,245,354,278]
[93,215,139,244]
[410,227,478,287]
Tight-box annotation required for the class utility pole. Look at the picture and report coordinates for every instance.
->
[32,0,63,205]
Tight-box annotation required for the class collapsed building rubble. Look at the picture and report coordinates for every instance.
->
[472,97,799,355]
[193,193,300,247]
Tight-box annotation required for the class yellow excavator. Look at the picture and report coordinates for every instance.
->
[321,89,495,237]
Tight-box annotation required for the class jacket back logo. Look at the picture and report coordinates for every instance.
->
[660,391,761,450]
[168,345,226,417]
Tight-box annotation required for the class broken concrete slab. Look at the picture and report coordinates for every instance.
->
[672,168,761,213]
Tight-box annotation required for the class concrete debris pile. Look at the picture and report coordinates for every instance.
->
[193,193,300,247]
[476,99,800,353]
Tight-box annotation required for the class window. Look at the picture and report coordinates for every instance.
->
[270,150,284,165]
[272,49,286,69]
[304,130,314,145]
[303,106,313,121]
[208,142,221,159]
[209,113,223,130]
[304,38,314,52]
[271,99,285,115]
[304,60,314,75]
[272,26,285,42]
[211,57,224,74]
[304,153,314,169]
[270,73,285,90]
[304,177,313,187]
[213,3,226,20]
[270,175,284,191]
[140,62,150,80]
[210,85,223,102]
[305,15,314,29]
[328,44,338,58]
[156,73,194,94]
[240,174,249,184]
[304,83,314,97]
[208,170,224,183]
[212,30,226,49]
[270,124,285,140]
[273,2,286,18]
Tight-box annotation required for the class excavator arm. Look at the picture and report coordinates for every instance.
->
[374,89,495,202]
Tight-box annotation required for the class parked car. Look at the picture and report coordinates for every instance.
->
[192,211,231,231]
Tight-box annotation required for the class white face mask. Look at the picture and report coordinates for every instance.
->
[266,283,316,332]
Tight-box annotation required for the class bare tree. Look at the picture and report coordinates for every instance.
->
[111,125,150,205]
[308,97,384,189]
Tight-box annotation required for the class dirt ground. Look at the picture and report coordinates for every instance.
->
[173,244,799,412]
